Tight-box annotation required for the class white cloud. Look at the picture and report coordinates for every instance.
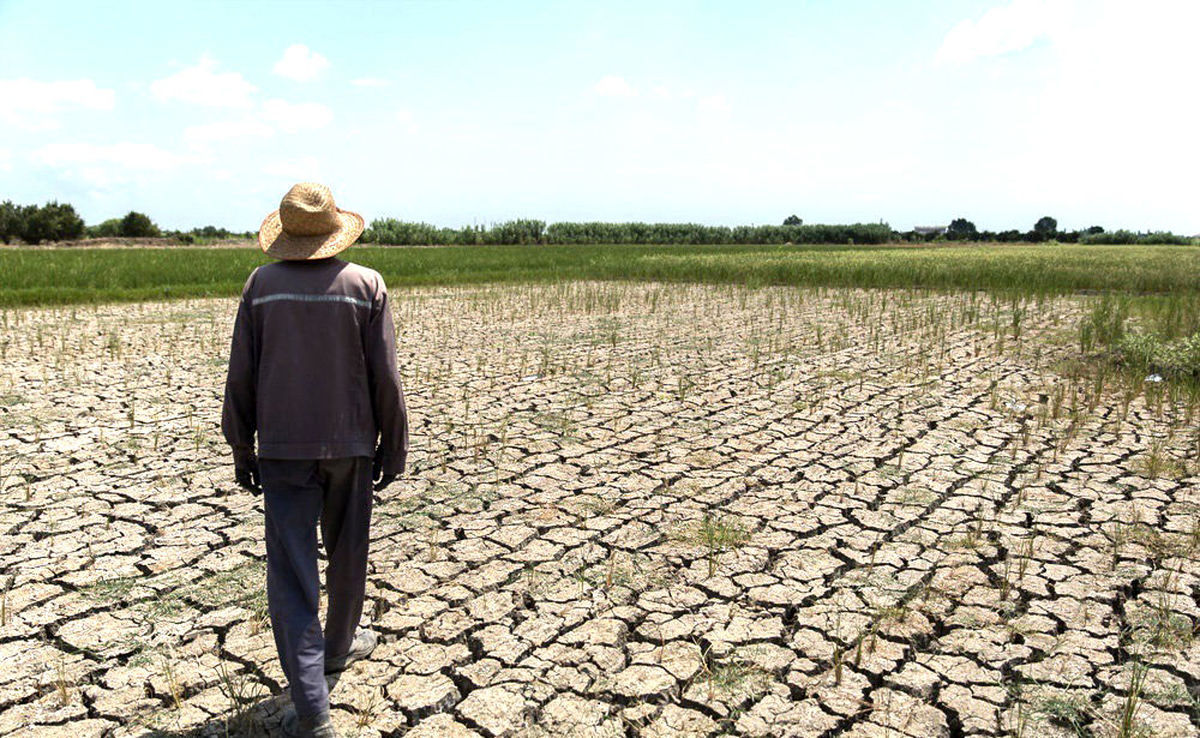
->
[151,55,257,107]
[0,78,115,114]
[645,82,697,100]
[33,142,185,170]
[593,75,636,97]
[351,77,391,88]
[183,117,274,146]
[263,156,322,179]
[394,109,417,134]
[181,99,332,150]
[697,94,731,118]
[936,0,1072,65]
[260,99,334,132]
[32,142,191,187]
[273,44,330,82]
[0,78,115,129]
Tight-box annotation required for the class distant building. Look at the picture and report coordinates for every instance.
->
[913,226,947,236]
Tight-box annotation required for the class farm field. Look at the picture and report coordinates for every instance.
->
[1,281,1198,737]
[1,242,1200,307]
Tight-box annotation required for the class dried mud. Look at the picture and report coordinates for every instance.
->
[1,282,1197,737]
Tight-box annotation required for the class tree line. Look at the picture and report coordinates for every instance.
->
[1,199,1193,246]
[0,200,253,244]
[918,215,1193,245]
[363,216,1193,246]
[360,219,895,245]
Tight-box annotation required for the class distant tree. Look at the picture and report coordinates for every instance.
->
[0,200,19,243]
[946,217,979,241]
[1084,225,1104,235]
[195,225,229,239]
[19,201,85,243]
[1088,230,1139,245]
[50,202,85,240]
[87,218,122,238]
[118,211,161,238]
[1033,216,1058,241]
[783,214,802,226]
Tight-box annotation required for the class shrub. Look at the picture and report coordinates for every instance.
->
[18,201,85,244]
[1081,230,1191,245]
[87,218,122,238]
[1138,231,1192,245]
[162,226,254,244]
[118,211,160,238]
[196,225,226,239]
[1117,332,1200,377]
[1082,230,1138,245]
[486,219,545,245]
[186,225,252,241]
[363,219,463,245]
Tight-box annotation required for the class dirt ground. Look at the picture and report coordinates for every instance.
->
[0,282,1197,737]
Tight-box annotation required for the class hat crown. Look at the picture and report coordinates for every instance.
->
[258,181,364,260]
[279,182,340,236]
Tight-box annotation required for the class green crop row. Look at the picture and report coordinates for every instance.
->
[1,242,1198,308]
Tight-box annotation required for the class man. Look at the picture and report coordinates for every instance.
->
[222,182,409,738]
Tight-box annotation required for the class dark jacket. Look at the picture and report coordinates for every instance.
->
[221,258,409,474]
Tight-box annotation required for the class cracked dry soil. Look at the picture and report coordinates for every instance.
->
[1,282,1198,738]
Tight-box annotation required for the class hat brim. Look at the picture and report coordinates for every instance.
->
[258,209,365,261]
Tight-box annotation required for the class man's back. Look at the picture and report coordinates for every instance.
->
[222,257,408,474]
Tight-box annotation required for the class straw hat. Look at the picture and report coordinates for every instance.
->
[258,182,365,260]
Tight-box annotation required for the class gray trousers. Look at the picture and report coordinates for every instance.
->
[260,457,373,718]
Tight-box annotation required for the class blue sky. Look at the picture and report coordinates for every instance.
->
[1,0,1196,233]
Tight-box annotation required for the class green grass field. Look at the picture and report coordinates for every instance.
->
[0,242,1198,307]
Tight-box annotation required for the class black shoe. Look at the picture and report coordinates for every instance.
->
[324,629,378,674]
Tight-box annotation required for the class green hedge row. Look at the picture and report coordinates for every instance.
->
[362,219,894,245]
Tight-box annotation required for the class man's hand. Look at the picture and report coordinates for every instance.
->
[234,454,261,495]
[372,455,397,492]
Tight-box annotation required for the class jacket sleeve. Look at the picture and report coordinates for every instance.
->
[221,281,257,466]
[367,279,409,475]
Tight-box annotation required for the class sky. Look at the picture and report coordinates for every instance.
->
[1,0,1197,233]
